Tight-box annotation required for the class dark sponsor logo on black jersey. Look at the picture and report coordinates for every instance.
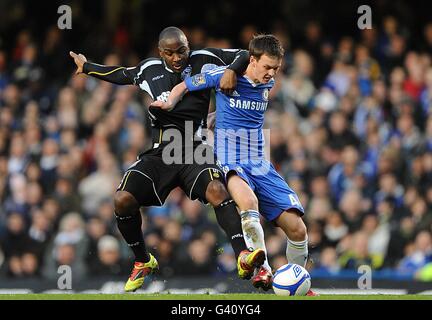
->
[152,74,164,81]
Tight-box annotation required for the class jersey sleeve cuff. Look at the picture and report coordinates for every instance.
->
[83,62,90,74]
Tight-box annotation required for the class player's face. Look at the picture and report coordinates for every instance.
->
[251,54,282,83]
[159,38,190,73]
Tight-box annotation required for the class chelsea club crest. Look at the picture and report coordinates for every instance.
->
[262,89,269,101]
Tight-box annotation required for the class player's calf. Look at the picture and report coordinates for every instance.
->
[213,197,248,259]
[114,190,150,263]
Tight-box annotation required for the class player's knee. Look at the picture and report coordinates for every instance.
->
[241,195,259,211]
[206,180,230,206]
[114,191,139,217]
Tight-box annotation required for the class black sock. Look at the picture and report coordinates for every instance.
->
[115,211,150,263]
[214,199,247,259]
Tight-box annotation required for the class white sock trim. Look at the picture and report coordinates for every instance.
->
[240,210,260,220]
[287,237,308,249]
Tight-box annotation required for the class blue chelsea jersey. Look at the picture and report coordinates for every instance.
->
[185,66,274,162]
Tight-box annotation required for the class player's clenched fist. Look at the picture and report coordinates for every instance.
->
[69,51,87,74]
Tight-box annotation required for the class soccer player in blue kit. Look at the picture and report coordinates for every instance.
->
[151,35,316,295]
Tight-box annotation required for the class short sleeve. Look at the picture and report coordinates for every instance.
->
[185,69,225,92]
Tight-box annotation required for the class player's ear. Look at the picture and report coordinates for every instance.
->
[250,55,257,65]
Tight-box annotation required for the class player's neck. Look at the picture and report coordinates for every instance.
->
[245,65,261,84]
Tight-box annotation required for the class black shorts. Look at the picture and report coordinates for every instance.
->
[116,154,224,207]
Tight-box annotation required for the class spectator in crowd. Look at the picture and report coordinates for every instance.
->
[314,247,341,274]
[88,235,129,277]
[339,231,383,270]
[398,230,432,274]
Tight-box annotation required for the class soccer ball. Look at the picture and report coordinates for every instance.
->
[272,263,311,296]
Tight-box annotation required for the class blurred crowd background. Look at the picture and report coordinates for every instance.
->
[0,0,432,283]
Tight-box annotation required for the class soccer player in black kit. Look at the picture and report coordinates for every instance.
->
[70,27,265,292]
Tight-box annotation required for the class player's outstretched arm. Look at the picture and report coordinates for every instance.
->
[220,49,249,95]
[200,48,249,95]
[219,69,237,95]
[69,51,87,74]
[150,81,188,111]
[207,111,216,130]
[151,71,220,111]
[69,51,133,85]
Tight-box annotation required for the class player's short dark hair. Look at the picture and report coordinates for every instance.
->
[158,26,188,47]
[249,34,284,60]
